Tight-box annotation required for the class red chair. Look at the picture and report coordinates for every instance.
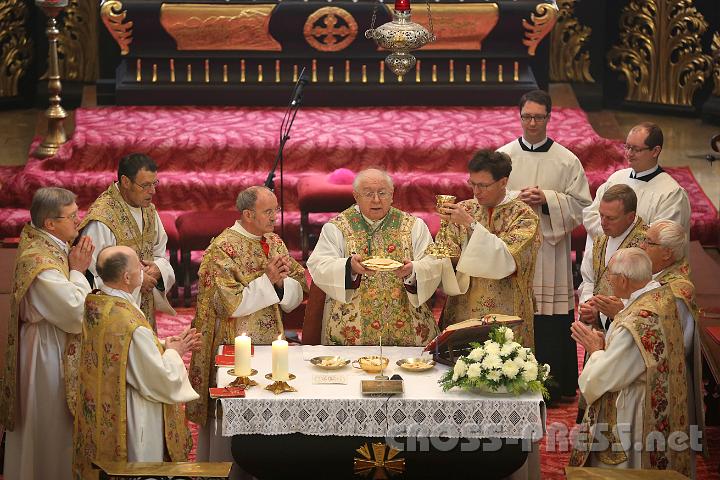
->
[297,175,355,260]
[176,210,242,306]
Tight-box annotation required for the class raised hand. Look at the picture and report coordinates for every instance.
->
[439,203,474,227]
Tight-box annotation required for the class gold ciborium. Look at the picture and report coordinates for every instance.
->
[425,195,461,258]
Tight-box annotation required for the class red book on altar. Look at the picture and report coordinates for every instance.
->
[424,315,523,366]
[209,386,246,398]
[215,355,234,367]
[220,344,254,356]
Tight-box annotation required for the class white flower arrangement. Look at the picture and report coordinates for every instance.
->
[439,326,550,398]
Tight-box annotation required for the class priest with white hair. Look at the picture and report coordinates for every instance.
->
[569,247,695,476]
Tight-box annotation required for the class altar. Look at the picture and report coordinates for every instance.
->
[209,345,546,479]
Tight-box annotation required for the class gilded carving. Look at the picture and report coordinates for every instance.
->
[607,0,712,106]
[409,4,499,51]
[522,3,559,56]
[0,0,33,97]
[56,0,99,82]
[549,0,593,83]
[160,4,281,51]
[304,7,358,52]
[711,32,720,97]
[101,0,133,55]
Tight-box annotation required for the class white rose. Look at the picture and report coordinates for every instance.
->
[484,342,501,356]
[467,347,485,361]
[481,353,502,370]
[521,361,538,382]
[502,359,520,379]
[487,370,502,382]
[453,359,468,378]
[467,363,483,379]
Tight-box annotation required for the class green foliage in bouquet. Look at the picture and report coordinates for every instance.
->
[438,326,551,399]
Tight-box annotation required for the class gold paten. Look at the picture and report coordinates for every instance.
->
[100,0,132,55]
[353,442,405,478]
[0,0,33,98]
[408,3,499,51]
[607,0,712,106]
[712,32,720,97]
[304,7,358,52]
[160,4,281,51]
[522,3,559,56]
[549,0,594,82]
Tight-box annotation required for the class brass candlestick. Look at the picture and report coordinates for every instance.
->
[425,194,461,258]
[265,373,297,395]
[33,2,69,158]
[227,368,258,388]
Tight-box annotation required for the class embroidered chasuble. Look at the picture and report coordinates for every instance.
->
[569,285,691,476]
[439,197,541,348]
[591,217,647,299]
[73,293,192,480]
[583,168,691,240]
[187,228,307,425]
[0,224,70,429]
[312,207,439,347]
[80,184,160,324]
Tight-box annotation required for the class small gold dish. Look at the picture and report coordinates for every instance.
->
[396,357,435,372]
[310,356,350,370]
[361,256,403,272]
[352,355,390,374]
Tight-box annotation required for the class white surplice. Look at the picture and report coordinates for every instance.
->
[82,184,176,315]
[498,138,592,314]
[4,231,91,480]
[307,207,442,340]
[583,167,691,240]
[99,286,198,462]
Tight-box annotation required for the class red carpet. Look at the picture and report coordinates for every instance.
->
[0,106,716,248]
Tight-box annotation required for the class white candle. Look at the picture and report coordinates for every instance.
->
[234,333,252,376]
[271,337,289,381]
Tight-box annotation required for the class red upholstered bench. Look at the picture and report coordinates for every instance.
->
[176,210,242,306]
[158,212,180,303]
[297,175,356,260]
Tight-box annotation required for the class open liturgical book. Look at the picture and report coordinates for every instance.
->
[424,315,523,366]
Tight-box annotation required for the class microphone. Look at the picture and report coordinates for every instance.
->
[290,69,309,107]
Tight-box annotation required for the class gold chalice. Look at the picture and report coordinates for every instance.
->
[425,194,461,258]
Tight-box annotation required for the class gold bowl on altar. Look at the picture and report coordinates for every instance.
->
[396,357,435,372]
[310,356,351,370]
[352,355,390,374]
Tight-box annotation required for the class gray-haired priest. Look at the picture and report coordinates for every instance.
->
[307,168,442,346]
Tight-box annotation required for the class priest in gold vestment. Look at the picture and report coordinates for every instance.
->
[438,150,541,348]
[80,153,176,327]
[307,168,441,346]
[73,246,199,480]
[1,188,94,480]
[570,248,694,476]
[187,186,307,464]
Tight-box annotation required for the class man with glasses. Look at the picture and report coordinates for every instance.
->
[437,150,541,348]
[1,187,94,480]
[307,168,441,346]
[187,186,307,454]
[80,153,176,327]
[497,89,592,402]
[583,122,690,240]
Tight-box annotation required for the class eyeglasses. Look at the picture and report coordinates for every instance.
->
[467,179,500,190]
[358,191,392,200]
[133,179,160,191]
[622,144,652,154]
[54,211,79,221]
[520,114,549,123]
[252,207,281,216]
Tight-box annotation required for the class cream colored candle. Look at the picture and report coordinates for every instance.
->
[271,337,289,381]
[234,333,252,376]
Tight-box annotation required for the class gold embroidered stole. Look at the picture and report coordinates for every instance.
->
[592,216,647,297]
[73,293,191,480]
[80,184,158,323]
[186,228,307,425]
[323,207,438,347]
[570,286,691,476]
[440,198,540,348]
[0,224,70,431]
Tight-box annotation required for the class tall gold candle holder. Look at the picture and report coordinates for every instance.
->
[265,373,297,395]
[425,195,460,258]
[33,0,69,158]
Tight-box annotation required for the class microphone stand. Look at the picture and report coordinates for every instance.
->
[264,67,307,240]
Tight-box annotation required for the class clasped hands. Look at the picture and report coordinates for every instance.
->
[265,254,293,288]
[578,295,624,325]
[350,254,413,280]
[518,186,546,206]
[165,326,202,357]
